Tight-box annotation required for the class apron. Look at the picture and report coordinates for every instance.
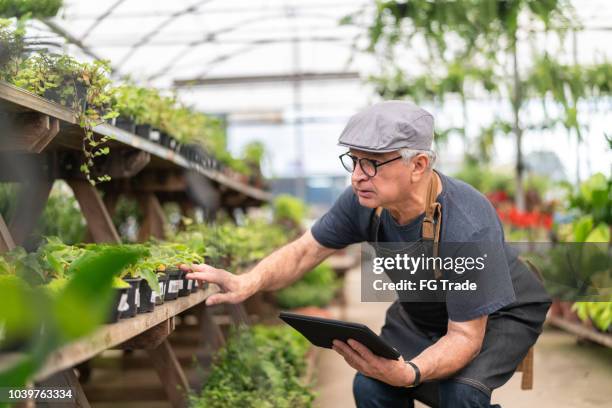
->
[369,171,550,405]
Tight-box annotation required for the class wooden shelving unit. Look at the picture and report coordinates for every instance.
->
[0,80,270,407]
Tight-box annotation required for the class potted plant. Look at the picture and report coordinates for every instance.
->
[9,52,118,185]
[108,277,130,323]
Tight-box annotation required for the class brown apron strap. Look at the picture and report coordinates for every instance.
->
[422,171,442,279]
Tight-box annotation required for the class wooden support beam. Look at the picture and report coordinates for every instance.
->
[102,192,119,217]
[36,368,91,408]
[517,347,534,390]
[8,180,54,246]
[0,113,60,153]
[0,213,16,253]
[147,339,190,408]
[137,193,167,241]
[68,180,120,243]
[97,150,150,179]
[119,318,175,350]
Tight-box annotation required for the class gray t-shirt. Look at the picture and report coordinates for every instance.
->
[311,171,551,334]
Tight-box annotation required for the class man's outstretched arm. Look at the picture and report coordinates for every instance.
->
[182,229,337,306]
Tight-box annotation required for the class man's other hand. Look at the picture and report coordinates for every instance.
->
[332,339,414,387]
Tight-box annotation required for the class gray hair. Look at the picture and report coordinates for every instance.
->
[399,148,437,169]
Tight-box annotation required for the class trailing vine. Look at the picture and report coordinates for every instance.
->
[10,53,118,184]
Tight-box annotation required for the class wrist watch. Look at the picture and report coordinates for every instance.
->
[405,361,421,388]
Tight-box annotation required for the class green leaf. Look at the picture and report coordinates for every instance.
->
[53,246,147,341]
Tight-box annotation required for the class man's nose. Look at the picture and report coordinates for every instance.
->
[351,163,369,183]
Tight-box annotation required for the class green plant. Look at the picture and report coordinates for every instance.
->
[0,0,63,18]
[344,0,612,210]
[573,302,612,332]
[0,18,23,77]
[273,194,307,230]
[0,245,147,392]
[190,325,313,408]
[10,53,117,184]
[453,160,514,196]
[563,173,611,227]
[276,263,339,309]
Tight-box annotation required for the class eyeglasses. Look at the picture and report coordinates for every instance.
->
[339,152,402,177]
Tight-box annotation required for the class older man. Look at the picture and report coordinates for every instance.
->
[183,101,551,408]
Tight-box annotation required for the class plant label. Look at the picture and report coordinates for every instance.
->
[135,288,140,307]
[178,280,184,290]
[151,291,158,303]
[118,293,129,312]
[187,280,193,290]
[168,280,180,294]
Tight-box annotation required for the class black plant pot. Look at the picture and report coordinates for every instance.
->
[164,268,182,301]
[154,273,169,305]
[135,124,152,139]
[159,132,171,148]
[107,287,130,323]
[191,279,199,293]
[113,116,136,134]
[178,270,193,297]
[138,279,156,314]
[120,278,142,319]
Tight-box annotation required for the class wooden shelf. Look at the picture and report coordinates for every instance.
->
[0,81,272,203]
[32,283,220,382]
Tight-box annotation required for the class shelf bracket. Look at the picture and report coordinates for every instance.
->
[68,180,120,243]
[8,180,54,246]
[0,113,60,153]
[0,212,16,253]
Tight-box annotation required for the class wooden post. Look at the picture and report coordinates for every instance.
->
[36,368,91,408]
[138,193,167,241]
[8,180,54,246]
[68,180,120,243]
[0,213,16,253]
[519,347,534,390]
[147,339,190,408]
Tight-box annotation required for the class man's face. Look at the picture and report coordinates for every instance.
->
[349,149,411,208]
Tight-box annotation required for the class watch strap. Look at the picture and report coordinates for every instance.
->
[406,361,421,387]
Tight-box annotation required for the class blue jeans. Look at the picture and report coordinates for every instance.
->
[353,372,502,408]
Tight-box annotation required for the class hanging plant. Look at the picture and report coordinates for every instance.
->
[0,18,23,78]
[10,53,118,184]
[0,0,63,19]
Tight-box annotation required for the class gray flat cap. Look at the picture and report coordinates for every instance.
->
[338,100,434,153]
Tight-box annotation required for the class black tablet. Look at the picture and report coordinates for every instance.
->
[279,311,401,360]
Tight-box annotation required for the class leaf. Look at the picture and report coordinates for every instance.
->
[53,246,147,341]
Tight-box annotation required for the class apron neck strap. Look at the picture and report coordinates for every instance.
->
[422,171,442,243]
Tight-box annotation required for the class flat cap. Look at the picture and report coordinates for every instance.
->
[338,100,434,153]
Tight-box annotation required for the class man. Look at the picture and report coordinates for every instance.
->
[183,101,551,407]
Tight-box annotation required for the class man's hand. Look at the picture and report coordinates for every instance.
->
[332,339,414,387]
[180,263,258,306]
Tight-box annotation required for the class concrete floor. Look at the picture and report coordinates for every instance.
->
[313,267,612,408]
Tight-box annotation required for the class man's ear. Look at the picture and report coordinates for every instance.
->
[410,154,429,182]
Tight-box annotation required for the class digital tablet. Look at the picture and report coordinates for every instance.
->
[279,311,401,360]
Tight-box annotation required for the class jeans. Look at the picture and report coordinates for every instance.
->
[353,372,502,408]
